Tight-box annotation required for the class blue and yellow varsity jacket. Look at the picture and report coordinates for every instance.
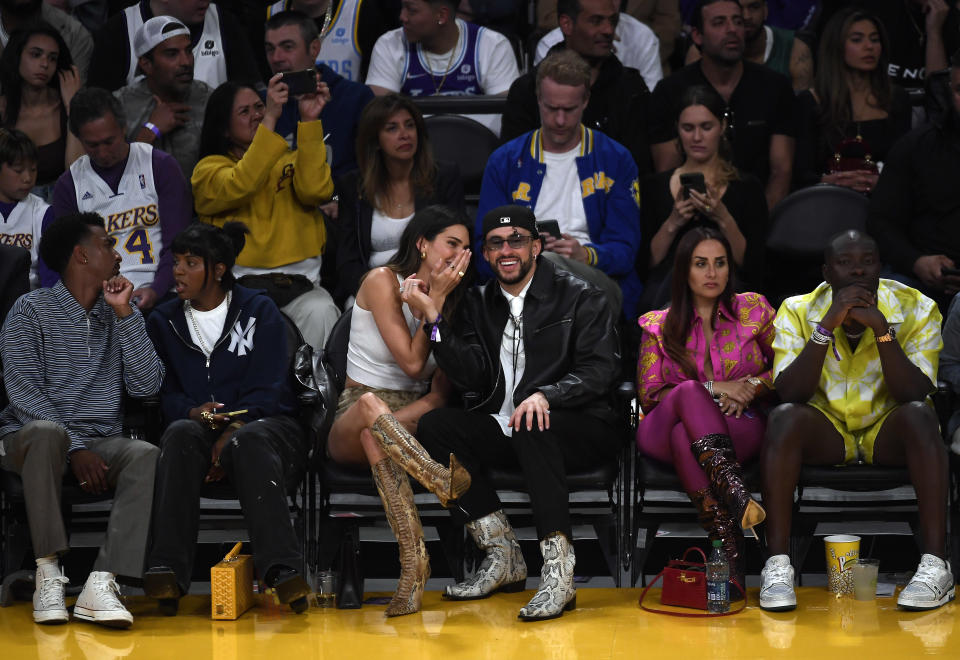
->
[476,125,642,317]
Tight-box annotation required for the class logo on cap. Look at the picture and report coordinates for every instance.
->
[499,217,510,224]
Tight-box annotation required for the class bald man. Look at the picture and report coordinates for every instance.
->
[759,230,952,613]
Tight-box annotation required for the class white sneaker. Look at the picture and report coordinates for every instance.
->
[73,572,133,629]
[33,566,69,624]
[897,554,956,611]
[760,554,797,611]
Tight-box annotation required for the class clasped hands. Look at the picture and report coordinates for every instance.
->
[820,283,888,338]
[188,402,236,483]
[711,378,761,418]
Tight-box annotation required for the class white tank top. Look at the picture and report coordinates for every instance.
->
[346,273,436,392]
[267,0,364,81]
[0,193,49,288]
[70,142,161,290]
[124,4,228,89]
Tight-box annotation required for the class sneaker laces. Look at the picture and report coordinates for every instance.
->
[92,576,124,608]
[36,573,69,609]
[906,559,945,593]
[763,561,793,589]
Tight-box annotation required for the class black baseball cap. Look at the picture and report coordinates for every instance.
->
[481,204,538,239]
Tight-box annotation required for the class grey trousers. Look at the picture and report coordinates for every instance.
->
[0,420,158,578]
[280,286,340,349]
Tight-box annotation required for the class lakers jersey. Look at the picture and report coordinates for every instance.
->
[124,3,228,89]
[70,143,161,291]
[267,0,363,81]
[0,193,49,288]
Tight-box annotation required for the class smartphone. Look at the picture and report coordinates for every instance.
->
[535,219,562,240]
[279,68,317,96]
[679,172,707,199]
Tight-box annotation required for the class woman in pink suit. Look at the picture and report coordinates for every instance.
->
[636,225,775,590]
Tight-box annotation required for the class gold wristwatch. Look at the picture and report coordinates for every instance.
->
[876,327,897,343]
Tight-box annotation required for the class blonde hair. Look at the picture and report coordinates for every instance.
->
[536,49,591,98]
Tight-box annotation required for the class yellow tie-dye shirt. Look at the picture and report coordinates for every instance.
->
[773,279,942,432]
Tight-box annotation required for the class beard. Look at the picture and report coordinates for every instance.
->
[0,0,42,18]
[491,253,534,286]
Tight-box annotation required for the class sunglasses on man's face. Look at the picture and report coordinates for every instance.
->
[483,234,534,252]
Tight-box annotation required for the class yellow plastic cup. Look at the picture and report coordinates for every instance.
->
[824,535,860,594]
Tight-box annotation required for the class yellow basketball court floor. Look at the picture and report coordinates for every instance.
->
[0,587,957,659]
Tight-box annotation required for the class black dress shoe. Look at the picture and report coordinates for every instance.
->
[266,567,311,612]
[144,567,182,601]
[158,598,179,616]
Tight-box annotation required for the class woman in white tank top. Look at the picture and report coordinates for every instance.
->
[327,205,473,617]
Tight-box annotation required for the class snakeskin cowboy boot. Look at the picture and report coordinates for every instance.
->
[691,433,766,534]
[370,414,471,507]
[371,458,430,616]
[444,510,527,600]
[517,532,576,621]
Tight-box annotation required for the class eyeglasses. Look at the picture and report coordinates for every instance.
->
[483,235,534,252]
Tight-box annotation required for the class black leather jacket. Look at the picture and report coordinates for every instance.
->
[427,257,619,423]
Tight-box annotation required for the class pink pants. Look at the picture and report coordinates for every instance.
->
[636,380,766,492]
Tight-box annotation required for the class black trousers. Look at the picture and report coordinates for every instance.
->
[148,416,306,592]
[417,407,620,540]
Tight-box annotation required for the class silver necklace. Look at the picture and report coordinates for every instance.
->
[185,290,231,356]
[317,1,334,44]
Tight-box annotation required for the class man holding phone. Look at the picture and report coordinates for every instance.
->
[476,49,642,317]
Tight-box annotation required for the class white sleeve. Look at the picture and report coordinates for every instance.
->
[534,28,562,65]
[364,29,405,91]
[620,14,662,90]
[477,28,520,95]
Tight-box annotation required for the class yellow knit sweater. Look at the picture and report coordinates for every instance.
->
[192,120,334,268]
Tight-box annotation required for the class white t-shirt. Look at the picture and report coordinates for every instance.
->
[535,144,590,246]
[369,208,414,268]
[535,13,662,92]
[492,280,532,437]
[365,19,519,134]
[185,291,230,357]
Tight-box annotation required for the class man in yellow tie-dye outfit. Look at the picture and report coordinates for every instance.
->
[758,230,953,613]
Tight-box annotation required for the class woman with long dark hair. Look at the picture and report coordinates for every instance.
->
[638,84,767,312]
[636,226,776,592]
[143,222,313,615]
[335,94,464,305]
[327,204,473,617]
[794,8,911,192]
[192,74,339,349]
[0,21,82,200]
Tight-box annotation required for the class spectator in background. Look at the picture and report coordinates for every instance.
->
[43,0,108,34]
[262,0,392,82]
[805,1,959,119]
[650,0,796,210]
[0,128,54,288]
[192,77,340,348]
[263,10,373,182]
[794,8,911,192]
[686,0,814,91]
[336,95,463,306]
[938,292,960,453]
[535,4,663,92]
[639,85,767,311]
[867,52,960,312]
[539,0,683,75]
[503,0,655,178]
[365,0,519,135]
[88,0,260,92]
[114,16,212,182]
[51,88,192,312]
[479,50,642,317]
[0,22,83,201]
[0,0,93,80]
[764,0,817,30]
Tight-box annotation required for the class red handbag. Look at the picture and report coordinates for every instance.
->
[826,134,879,174]
[638,547,745,617]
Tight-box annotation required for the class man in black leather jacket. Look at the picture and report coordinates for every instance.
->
[408,204,620,622]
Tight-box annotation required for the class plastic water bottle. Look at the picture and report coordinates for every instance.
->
[706,539,730,613]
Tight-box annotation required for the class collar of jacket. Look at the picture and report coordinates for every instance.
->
[528,125,594,163]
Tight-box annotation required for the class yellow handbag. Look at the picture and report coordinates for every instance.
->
[210,542,254,620]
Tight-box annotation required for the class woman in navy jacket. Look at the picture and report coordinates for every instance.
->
[142,221,310,615]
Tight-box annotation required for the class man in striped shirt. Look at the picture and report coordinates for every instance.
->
[0,213,164,629]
